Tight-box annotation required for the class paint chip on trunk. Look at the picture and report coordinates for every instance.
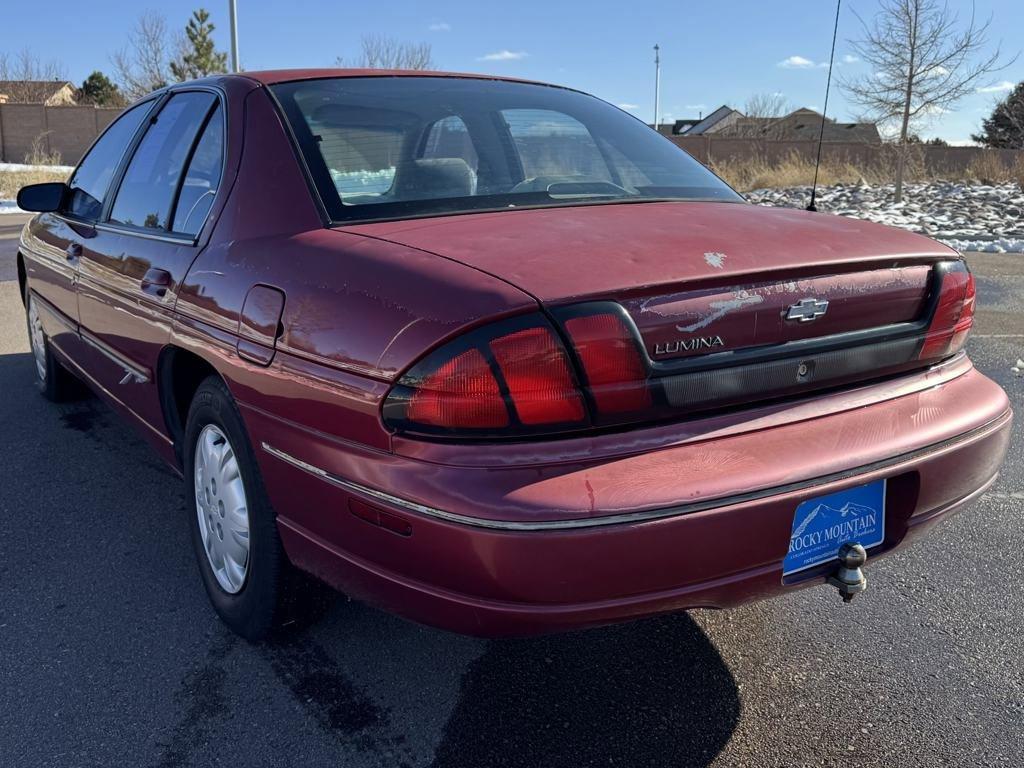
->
[704,252,727,269]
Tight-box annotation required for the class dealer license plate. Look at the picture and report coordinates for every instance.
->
[783,480,886,577]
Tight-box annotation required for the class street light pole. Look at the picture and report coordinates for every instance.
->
[653,44,661,131]
[228,0,240,73]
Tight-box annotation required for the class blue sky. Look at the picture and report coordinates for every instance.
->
[4,0,1022,143]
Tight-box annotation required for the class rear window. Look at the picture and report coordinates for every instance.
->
[271,77,740,222]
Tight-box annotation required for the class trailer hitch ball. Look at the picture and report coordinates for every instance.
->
[828,543,868,603]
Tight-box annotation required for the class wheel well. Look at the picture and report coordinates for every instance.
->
[17,253,27,305]
[158,346,220,466]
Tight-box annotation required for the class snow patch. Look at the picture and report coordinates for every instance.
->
[0,162,74,174]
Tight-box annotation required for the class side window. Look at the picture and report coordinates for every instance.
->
[65,101,151,221]
[501,108,612,182]
[171,105,224,236]
[109,91,216,230]
[419,116,478,172]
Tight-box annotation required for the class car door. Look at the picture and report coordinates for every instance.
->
[74,89,225,434]
[19,100,153,354]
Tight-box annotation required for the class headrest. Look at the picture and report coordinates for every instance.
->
[394,158,477,200]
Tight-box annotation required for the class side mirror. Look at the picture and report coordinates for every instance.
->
[16,182,68,213]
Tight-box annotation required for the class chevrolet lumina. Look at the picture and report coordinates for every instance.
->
[15,71,1011,639]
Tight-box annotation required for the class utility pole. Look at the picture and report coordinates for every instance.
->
[653,44,661,131]
[228,0,241,73]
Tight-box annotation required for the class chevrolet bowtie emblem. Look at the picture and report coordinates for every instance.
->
[785,298,829,322]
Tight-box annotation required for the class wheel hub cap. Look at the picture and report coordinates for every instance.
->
[194,424,250,593]
[28,297,46,383]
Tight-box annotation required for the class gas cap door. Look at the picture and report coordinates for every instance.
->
[236,285,285,366]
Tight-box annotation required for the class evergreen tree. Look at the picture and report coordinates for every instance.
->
[973,82,1024,149]
[77,71,126,106]
[170,8,228,81]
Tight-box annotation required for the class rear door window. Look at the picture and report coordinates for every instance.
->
[109,91,216,231]
[171,105,225,236]
[501,108,612,183]
[64,101,152,221]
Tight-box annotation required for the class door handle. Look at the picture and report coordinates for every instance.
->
[65,243,82,261]
[140,268,172,297]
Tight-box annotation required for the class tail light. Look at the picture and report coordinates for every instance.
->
[384,315,588,437]
[563,311,651,414]
[919,261,976,361]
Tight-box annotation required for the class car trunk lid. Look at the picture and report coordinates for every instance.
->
[350,201,970,427]
[341,201,957,305]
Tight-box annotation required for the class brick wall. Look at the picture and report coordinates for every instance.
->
[0,104,122,164]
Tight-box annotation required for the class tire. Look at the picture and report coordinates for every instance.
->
[24,287,78,402]
[185,375,296,640]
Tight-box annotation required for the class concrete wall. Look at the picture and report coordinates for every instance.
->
[0,104,121,164]
[670,136,1023,175]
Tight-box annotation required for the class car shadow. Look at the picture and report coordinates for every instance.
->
[427,613,740,768]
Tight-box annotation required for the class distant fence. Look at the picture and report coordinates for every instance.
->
[0,104,122,164]
[2,105,1021,176]
[670,136,1023,176]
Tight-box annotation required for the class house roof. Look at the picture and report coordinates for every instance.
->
[717,108,881,143]
[682,105,737,135]
[0,80,74,103]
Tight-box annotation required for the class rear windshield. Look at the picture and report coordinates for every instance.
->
[270,77,741,222]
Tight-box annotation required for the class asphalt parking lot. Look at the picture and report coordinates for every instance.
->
[1,211,1021,767]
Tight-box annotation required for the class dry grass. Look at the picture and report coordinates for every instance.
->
[1014,155,1024,189]
[966,151,1014,185]
[712,154,888,191]
[710,147,1024,192]
[0,167,70,200]
[23,133,63,167]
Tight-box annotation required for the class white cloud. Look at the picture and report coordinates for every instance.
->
[842,54,859,64]
[685,103,707,111]
[428,22,451,31]
[478,50,528,61]
[977,80,1015,93]
[778,55,815,69]
[948,139,979,147]
[617,103,639,110]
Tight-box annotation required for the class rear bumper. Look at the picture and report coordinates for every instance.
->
[251,363,1013,637]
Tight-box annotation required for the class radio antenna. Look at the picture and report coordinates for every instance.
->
[808,0,841,212]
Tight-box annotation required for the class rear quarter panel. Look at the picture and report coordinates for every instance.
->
[173,87,537,451]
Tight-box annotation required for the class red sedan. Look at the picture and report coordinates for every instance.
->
[15,70,1011,639]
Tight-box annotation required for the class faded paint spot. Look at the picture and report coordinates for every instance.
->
[676,292,763,333]
[704,252,727,269]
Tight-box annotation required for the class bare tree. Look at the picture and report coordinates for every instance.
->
[336,35,434,70]
[0,49,68,100]
[745,92,791,120]
[842,0,1015,201]
[730,92,795,138]
[111,12,186,100]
